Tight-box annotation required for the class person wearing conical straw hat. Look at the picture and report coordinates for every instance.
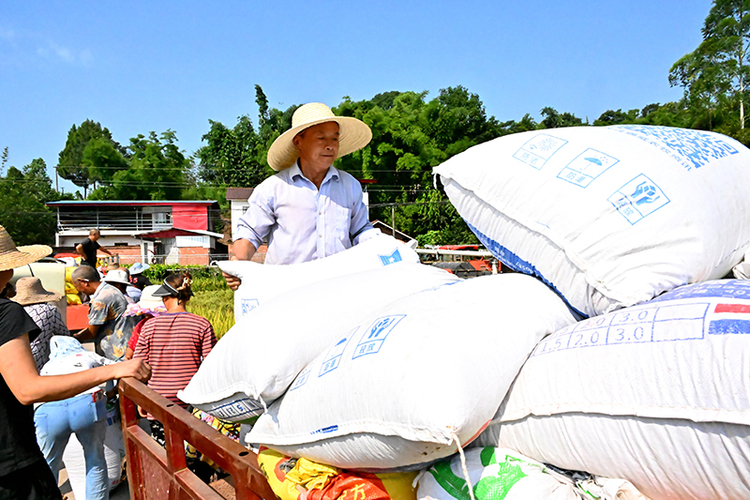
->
[226,102,379,290]
[12,277,68,372]
[0,225,151,498]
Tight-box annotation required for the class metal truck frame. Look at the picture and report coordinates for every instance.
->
[118,377,275,500]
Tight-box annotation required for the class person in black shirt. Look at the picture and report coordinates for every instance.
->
[0,225,150,499]
[75,229,113,268]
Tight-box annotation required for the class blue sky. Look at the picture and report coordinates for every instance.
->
[1,1,710,194]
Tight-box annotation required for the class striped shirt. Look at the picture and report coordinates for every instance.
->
[133,312,216,409]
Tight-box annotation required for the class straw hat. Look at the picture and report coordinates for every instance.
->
[12,277,63,306]
[103,268,130,286]
[266,102,372,171]
[0,225,52,272]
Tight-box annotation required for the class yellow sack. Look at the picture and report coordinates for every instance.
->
[67,293,82,305]
[65,282,78,294]
[65,266,76,283]
[258,447,302,500]
[257,447,417,500]
[286,457,339,490]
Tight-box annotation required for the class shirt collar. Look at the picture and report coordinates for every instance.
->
[289,161,340,184]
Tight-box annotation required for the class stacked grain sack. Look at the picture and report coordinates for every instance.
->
[219,234,421,322]
[64,264,82,305]
[246,273,578,471]
[430,125,750,500]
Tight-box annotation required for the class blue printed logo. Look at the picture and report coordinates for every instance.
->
[318,331,355,377]
[513,134,568,170]
[290,367,311,391]
[379,250,402,266]
[353,315,406,359]
[241,298,260,316]
[608,174,670,224]
[557,148,620,188]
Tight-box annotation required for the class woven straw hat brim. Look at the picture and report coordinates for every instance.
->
[267,116,372,172]
[0,245,53,272]
[12,286,63,306]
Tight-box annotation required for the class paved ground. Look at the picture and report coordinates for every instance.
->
[58,467,130,500]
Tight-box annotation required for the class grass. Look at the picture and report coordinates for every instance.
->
[190,287,234,340]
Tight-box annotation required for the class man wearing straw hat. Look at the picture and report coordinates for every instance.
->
[226,102,377,289]
[0,225,150,498]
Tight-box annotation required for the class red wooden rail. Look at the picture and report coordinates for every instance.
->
[119,378,276,500]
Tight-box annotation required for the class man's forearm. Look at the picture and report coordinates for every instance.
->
[74,327,96,342]
[232,239,257,261]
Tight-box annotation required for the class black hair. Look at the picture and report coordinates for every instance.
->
[164,271,193,302]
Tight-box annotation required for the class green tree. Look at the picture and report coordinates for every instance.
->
[81,136,129,185]
[196,115,270,187]
[89,131,189,200]
[669,0,750,130]
[0,159,63,245]
[540,107,584,128]
[593,108,640,126]
[58,119,124,196]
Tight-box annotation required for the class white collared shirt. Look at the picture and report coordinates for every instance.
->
[235,162,376,265]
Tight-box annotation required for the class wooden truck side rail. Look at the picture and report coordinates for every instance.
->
[119,377,276,500]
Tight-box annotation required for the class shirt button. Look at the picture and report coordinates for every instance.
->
[318,234,322,238]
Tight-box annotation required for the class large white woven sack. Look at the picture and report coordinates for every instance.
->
[178,263,459,422]
[248,273,577,472]
[477,279,750,500]
[219,234,419,322]
[63,420,124,498]
[433,125,750,317]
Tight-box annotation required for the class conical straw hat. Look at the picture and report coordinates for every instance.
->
[0,225,52,272]
[11,277,62,305]
[267,102,372,171]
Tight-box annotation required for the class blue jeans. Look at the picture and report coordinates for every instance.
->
[34,392,108,500]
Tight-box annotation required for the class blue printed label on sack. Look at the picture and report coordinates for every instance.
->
[290,366,312,391]
[608,174,669,224]
[311,425,339,435]
[557,148,620,188]
[533,302,709,356]
[612,125,739,172]
[513,134,568,170]
[353,315,406,359]
[653,281,750,302]
[241,298,260,316]
[533,297,750,357]
[318,330,357,377]
[379,249,403,266]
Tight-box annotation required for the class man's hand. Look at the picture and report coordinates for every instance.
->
[224,238,257,291]
[113,358,151,382]
[223,272,242,291]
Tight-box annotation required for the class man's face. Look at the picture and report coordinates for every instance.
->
[73,278,95,295]
[91,232,100,242]
[294,122,340,169]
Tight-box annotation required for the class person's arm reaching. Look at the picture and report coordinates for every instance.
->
[0,334,150,405]
[74,324,99,343]
[223,239,257,291]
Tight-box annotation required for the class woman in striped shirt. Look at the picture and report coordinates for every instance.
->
[133,272,217,446]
